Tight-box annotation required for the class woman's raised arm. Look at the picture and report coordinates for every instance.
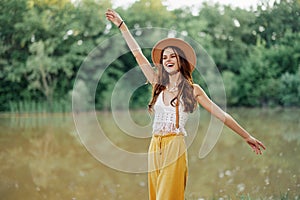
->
[105,9,157,84]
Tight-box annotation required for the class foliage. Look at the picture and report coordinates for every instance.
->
[0,0,300,112]
[279,67,300,106]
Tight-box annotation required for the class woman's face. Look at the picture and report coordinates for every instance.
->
[162,47,180,74]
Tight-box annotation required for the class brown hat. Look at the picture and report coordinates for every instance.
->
[151,38,196,71]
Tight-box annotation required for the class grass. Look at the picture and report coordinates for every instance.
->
[187,192,297,200]
[8,99,72,113]
[1,109,299,200]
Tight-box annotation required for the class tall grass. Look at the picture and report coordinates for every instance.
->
[8,99,72,113]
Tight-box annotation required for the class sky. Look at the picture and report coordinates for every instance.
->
[111,0,269,10]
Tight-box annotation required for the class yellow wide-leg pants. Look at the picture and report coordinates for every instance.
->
[148,133,188,200]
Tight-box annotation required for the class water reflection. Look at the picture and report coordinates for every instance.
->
[0,108,299,199]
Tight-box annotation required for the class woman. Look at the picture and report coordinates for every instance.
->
[105,9,266,200]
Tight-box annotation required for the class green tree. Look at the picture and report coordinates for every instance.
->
[254,0,300,47]
[279,67,300,106]
[0,0,30,110]
[237,44,279,106]
[26,40,57,107]
[1,0,300,111]
[117,0,174,28]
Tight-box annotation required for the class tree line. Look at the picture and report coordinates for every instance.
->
[0,0,299,112]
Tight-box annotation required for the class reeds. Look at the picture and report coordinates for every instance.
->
[8,99,72,113]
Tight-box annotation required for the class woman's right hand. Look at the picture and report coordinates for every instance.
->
[105,9,123,28]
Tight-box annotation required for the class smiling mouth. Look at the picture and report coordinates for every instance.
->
[166,63,174,67]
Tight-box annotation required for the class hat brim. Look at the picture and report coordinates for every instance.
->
[151,38,196,71]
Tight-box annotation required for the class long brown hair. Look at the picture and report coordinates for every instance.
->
[148,46,197,113]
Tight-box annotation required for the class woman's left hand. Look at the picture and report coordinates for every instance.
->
[245,136,266,155]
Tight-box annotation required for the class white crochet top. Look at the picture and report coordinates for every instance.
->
[152,91,189,136]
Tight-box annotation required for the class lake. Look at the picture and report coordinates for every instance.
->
[0,108,299,199]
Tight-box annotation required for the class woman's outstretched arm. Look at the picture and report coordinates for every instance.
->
[105,9,157,84]
[193,84,266,155]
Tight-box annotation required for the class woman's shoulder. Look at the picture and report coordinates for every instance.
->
[192,83,205,98]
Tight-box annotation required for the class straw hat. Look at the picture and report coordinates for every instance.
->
[151,38,196,71]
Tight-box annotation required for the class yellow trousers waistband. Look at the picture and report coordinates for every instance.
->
[152,132,184,138]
